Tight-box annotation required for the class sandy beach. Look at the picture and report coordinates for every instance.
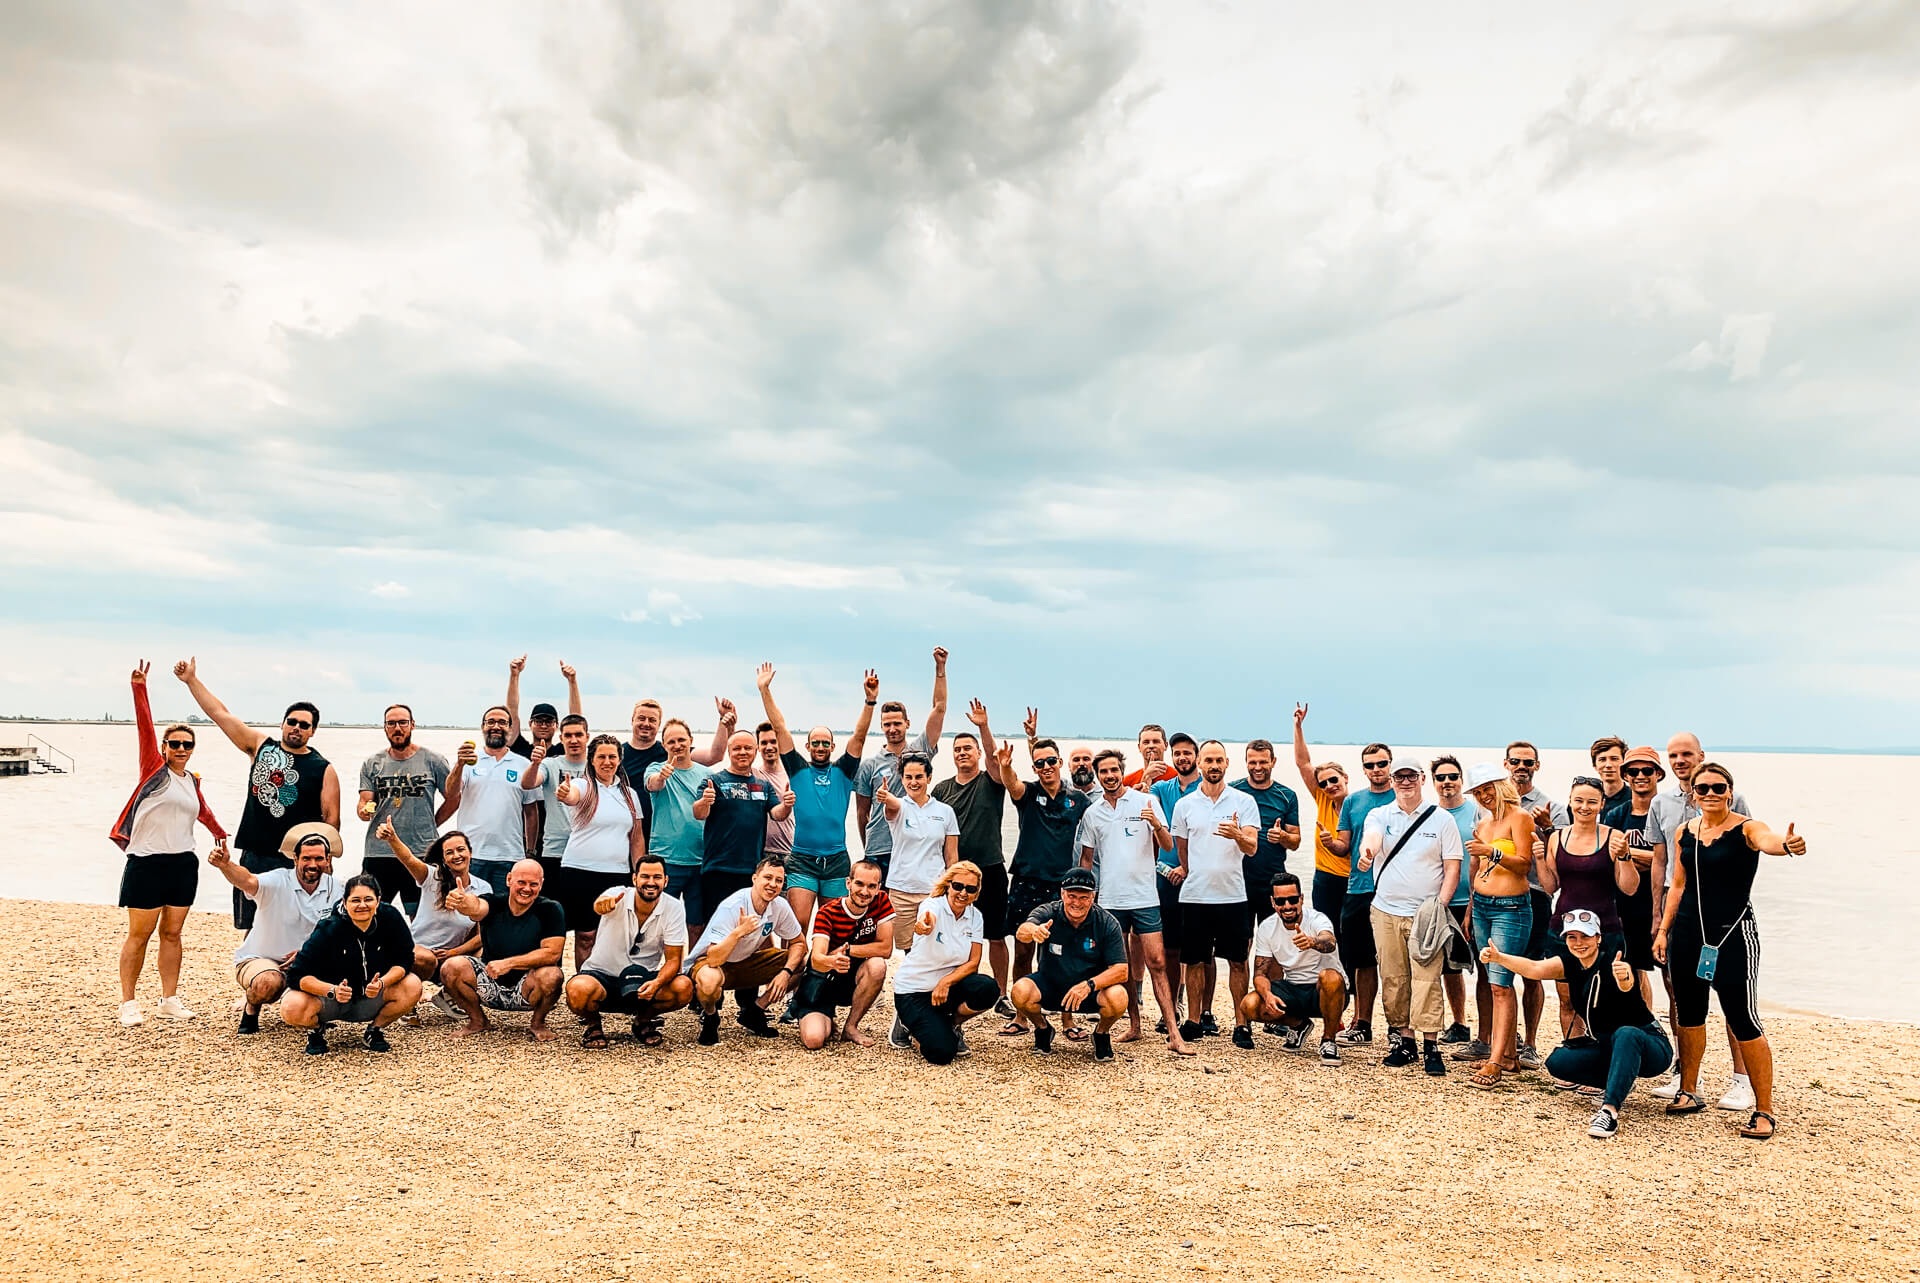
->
[3,899,1915,1282]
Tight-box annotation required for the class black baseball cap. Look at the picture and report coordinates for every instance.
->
[529,702,560,721]
[1060,868,1097,893]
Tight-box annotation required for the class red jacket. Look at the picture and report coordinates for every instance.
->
[110,679,227,852]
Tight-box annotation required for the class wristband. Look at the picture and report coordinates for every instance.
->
[865,700,877,706]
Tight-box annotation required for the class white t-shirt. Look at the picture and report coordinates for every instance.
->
[884,794,960,894]
[1252,907,1346,985]
[128,769,200,856]
[893,894,984,994]
[456,751,534,864]
[1363,801,1465,917]
[1172,786,1263,904]
[1075,788,1166,911]
[234,868,341,964]
[408,868,493,951]
[681,889,803,972]
[583,888,689,975]
[561,779,639,874]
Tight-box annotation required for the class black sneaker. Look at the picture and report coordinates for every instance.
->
[1423,1043,1447,1077]
[1440,1022,1471,1045]
[1319,1039,1341,1066]
[1382,1040,1419,1068]
[1262,1021,1286,1037]
[1587,1107,1619,1139]
[237,1007,261,1037]
[1335,1020,1371,1045]
[952,1025,971,1057]
[304,1028,329,1056]
[738,1013,779,1039]
[1154,1016,1168,1035]
[362,1025,391,1054]
[1231,1025,1255,1050]
[1033,1026,1056,1055]
[698,1011,721,1046]
[1179,1019,1204,1042]
[1199,1012,1220,1037]
[778,1001,800,1026]
[1282,1020,1312,1051]
[1092,1032,1115,1062]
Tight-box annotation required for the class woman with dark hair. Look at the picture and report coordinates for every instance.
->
[554,733,647,970]
[1540,777,1639,1066]
[1655,762,1805,1139]
[280,873,422,1055]
[111,660,228,1027]
[371,820,489,988]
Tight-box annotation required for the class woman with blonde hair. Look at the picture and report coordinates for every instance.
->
[888,860,1000,1064]
[1462,765,1537,1087]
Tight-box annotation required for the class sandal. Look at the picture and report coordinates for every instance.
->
[581,1024,610,1051]
[1063,1026,1090,1043]
[1739,1110,1777,1140]
[998,1019,1027,1037]
[1468,1067,1502,1089]
[1665,1091,1704,1115]
[630,1016,665,1047]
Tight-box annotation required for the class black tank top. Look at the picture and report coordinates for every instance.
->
[1677,821,1758,937]
[234,737,332,854]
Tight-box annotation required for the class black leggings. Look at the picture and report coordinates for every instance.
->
[896,974,1000,1065]
[1667,914,1764,1043]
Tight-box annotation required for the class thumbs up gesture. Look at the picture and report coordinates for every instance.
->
[332,978,353,1004]
[1783,822,1805,856]
[1610,951,1632,987]
[1030,917,1052,943]
[1608,829,1628,861]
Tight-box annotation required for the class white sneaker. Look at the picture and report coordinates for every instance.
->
[156,996,196,1021]
[431,988,460,1019]
[1651,1074,1682,1101]
[118,1000,144,1027]
[1717,1075,1755,1112]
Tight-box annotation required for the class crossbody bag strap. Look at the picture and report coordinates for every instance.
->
[1375,805,1436,881]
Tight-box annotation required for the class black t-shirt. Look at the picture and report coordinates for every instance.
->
[932,772,1008,868]
[1027,901,1126,991]
[701,770,780,874]
[234,738,332,854]
[620,742,668,838]
[1554,940,1657,1038]
[1009,783,1090,883]
[478,893,566,983]
[1230,778,1300,892]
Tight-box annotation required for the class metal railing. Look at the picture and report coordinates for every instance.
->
[26,733,73,775]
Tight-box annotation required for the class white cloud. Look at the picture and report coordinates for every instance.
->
[369,581,410,598]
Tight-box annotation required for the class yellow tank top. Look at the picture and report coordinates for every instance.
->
[1491,838,1515,856]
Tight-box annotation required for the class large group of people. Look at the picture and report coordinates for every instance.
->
[111,650,1805,1142]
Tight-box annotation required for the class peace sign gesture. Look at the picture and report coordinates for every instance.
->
[132,659,150,686]
[1022,707,1039,740]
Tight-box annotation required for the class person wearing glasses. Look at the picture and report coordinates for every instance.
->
[1654,763,1802,1140]
[1332,740,1397,1046]
[112,661,229,1026]
[873,752,960,943]
[1010,868,1130,1060]
[1502,739,1568,1071]
[1290,705,1351,964]
[936,706,1014,1012]
[1460,764,1536,1084]
[444,706,543,894]
[174,657,340,932]
[1607,747,1666,994]
[1234,872,1346,1064]
[993,735,1092,1038]
[355,703,452,914]
[888,861,999,1064]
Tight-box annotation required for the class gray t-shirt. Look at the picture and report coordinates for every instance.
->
[853,732,934,857]
[541,754,593,862]
[359,748,452,857]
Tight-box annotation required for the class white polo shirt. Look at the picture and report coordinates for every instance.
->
[1172,786,1262,904]
[893,894,984,994]
[884,794,961,895]
[1075,788,1167,911]
[583,888,689,975]
[456,750,535,864]
[234,869,341,964]
[682,889,802,973]
[1363,800,1464,917]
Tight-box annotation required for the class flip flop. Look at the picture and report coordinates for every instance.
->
[1468,1067,1502,1089]
[1063,1026,1090,1043]
[997,1019,1027,1037]
[1739,1110,1778,1140]
[1665,1091,1705,1115]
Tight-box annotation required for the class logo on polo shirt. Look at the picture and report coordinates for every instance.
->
[505,769,519,782]
[1081,936,1095,952]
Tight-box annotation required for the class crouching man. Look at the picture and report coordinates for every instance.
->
[1010,867,1130,1060]
[1234,871,1347,1065]
[565,854,695,1048]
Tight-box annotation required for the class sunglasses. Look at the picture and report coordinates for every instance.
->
[1271,894,1301,905]
[1506,757,1537,768]
[1392,773,1421,783]
[164,738,196,750]
[1622,766,1660,778]
[949,883,980,895]
[1032,756,1060,769]
[1316,777,1341,789]
[1433,771,1461,782]
[1693,781,1730,796]
[285,718,314,730]
[807,739,833,748]
[1362,759,1390,770]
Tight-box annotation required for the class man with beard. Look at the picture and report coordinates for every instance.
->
[1230,739,1302,931]
[442,707,543,893]
[1067,746,1097,798]
[209,823,343,1035]
[174,659,340,932]
[1074,749,1191,1055]
[565,854,694,1048]
[1333,741,1397,1046]
[356,704,452,914]
[1608,746,1665,1003]
[618,696,735,841]
[853,647,949,882]
[757,664,878,933]
[1170,741,1261,1042]
[794,860,895,1048]
[1147,733,1203,1031]
[1504,739,1570,1069]
[936,703,1012,1008]
[1011,868,1129,1060]
[1234,872,1346,1063]
[993,736,1091,1037]
[533,715,594,884]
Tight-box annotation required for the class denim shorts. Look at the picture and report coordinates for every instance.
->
[1472,892,1532,989]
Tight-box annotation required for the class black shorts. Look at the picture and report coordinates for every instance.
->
[1443,903,1473,975]
[1617,882,1657,973]
[1035,973,1106,1014]
[1004,875,1061,939]
[120,852,198,911]
[1245,888,1276,930]
[577,965,659,1014]
[556,866,627,934]
[1523,888,1553,961]
[1157,865,1184,952]
[1267,977,1326,1018]
[1180,901,1251,963]
[1338,891,1377,970]
[794,967,856,1018]
[233,850,291,929]
[361,854,421,912]
[973,864,1009,941]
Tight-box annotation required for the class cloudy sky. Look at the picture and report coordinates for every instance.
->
[2,0,1915,748]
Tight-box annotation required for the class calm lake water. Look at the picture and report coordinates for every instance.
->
[4,721,1911,1023]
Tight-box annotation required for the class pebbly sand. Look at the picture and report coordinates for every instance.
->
[2,899,1915,1282]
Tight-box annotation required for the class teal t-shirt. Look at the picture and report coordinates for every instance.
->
[781,749,860,857]
[644,761,713,867]
[1339,788,1398,895]
[1150,776,1201,868]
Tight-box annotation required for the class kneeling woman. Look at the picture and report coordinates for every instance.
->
[1483,908,1671,1139]
[889,861,1000,1065]
[1655,762,1803,1140]
[281,873,424,1055]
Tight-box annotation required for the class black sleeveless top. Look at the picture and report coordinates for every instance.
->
[234,737,332,854]
[1676,821,1758,938]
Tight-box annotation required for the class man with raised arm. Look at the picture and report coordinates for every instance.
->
[936,701,1013,1009]
[504,656,585,878]
[174,658,340,931]
[207,822,343,1036]
[993,732,1092,1038]
[853,647,949,882]
[565,854,695,1049]
[618,695,737,841]
[756,663,878,932]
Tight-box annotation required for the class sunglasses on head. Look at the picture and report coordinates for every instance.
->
[164,738,195,750]
[1432,771,1461,782]
[1032,756,1060,769]
[949,883,979,894]
[285,718,314,730]
[1271,894,1301,905]
[1506,756,1536,768]
[1623,766,1659,778]
[1693,781,1729,796]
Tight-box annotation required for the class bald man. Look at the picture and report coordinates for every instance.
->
[757,663,878,931]
[693,727,795,919]
[440,859,566,1040]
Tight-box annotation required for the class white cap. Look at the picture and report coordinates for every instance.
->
[1389,756,1424,777]
[1561,908,1603,938]
[1465,762,1507,791]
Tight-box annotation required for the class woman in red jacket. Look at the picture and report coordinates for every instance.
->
[110,660,228,1026]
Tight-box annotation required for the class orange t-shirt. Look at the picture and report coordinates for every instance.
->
[1307,784,1348,878]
